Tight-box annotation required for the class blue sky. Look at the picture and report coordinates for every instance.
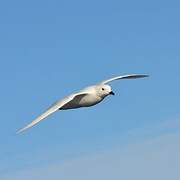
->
[0,0,180,179]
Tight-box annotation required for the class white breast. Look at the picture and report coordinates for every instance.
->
[79,94,102,107]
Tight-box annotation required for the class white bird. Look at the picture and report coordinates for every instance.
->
[17,74,148,133]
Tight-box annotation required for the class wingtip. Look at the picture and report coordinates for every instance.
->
[16,129,24,134]
[132,74,149,78]
[125,74,150,79]
[16,127,27,134]
[140,74,149,78]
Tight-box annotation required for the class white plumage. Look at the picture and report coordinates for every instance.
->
[17,74,148,133]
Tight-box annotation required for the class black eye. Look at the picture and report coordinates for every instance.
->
[102,88,105,91]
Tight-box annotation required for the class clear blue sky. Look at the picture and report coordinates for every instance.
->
[0,0,180,179]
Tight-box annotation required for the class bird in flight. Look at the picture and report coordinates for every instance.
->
[17,74,148,133]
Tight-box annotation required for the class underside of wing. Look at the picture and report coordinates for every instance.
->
[17,93,86,133]
[99,74,149,84]
[60,93,89,110]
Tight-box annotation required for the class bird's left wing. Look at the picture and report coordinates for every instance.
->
[17,92,86,133]
[99,74,149,84]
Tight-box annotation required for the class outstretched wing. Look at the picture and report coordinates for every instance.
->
[99,74,149,84]
[17,93,87,133]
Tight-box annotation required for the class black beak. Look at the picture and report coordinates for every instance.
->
[110,91,115,95]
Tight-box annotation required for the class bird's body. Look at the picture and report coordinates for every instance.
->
[58,85,105,110]
[17,74,148,133]
[60,93,102,110]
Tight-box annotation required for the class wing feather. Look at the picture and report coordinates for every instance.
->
[17,93,85,133]
[99,74,149,84]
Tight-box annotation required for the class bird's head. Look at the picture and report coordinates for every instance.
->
[97,84,115,98]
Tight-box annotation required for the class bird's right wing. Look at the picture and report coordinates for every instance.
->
[99,74,149,84]
[17,92,86,133]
